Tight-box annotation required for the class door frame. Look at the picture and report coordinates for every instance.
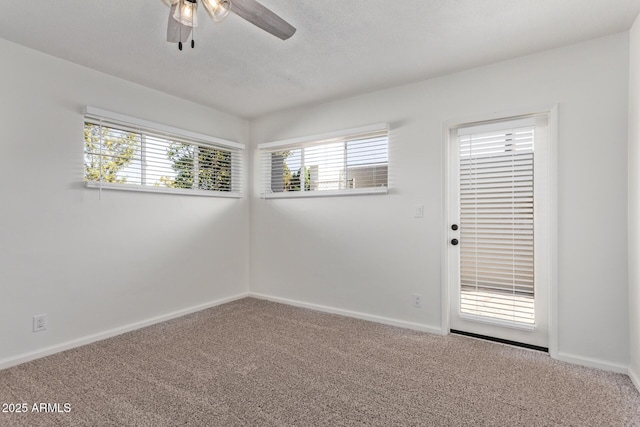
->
[441,105,558,357]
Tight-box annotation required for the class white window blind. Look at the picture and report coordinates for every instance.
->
[457,118,535,326]
[258,124,389,198]
[83,107,244,197]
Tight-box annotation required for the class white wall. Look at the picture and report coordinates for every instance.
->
[250,33,630,368]
[0,38,250,366]
[629,14,640,387]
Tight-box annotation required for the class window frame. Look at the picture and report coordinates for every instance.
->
[258,123,389,199]
[83,106,244,198]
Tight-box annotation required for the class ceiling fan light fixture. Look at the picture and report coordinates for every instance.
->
[173,0,199,27]
[202,0,219,15]
[204,0,231,22]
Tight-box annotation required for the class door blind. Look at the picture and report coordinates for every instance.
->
[458,120,535,326]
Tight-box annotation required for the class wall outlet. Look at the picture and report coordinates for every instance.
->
[33,314,47,332]
[412,294,422,308]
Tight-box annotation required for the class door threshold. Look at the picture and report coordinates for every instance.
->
[450,329,548,353]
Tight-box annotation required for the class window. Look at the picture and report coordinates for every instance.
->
[83,107,244,197]
[259,124,389,198]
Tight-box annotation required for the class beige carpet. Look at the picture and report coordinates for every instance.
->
[1,298,639,426]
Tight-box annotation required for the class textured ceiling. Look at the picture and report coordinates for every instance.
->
[1,0,639,119]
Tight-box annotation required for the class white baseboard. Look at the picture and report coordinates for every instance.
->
[249,292,444,335]
[554,351,629,374]
[629,367,640,393]
[0,292,248,371]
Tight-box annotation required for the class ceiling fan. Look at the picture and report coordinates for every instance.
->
[166,0,296,50]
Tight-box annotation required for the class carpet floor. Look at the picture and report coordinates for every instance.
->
[0,298,639,426]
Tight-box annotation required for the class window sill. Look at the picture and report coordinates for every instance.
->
[85,181,243,198]
[261,187,388,199]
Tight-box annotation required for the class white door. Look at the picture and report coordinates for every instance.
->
[448,115,550,349]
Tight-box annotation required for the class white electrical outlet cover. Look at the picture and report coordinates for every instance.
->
[33,314,47,332]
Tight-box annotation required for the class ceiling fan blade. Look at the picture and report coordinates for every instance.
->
[167,4,192,43]
[230,0,296,40]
